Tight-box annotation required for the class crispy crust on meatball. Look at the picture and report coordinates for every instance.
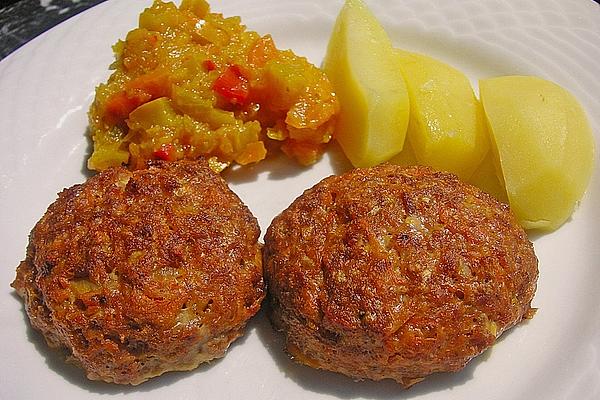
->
[12,160,264,385]
[264,165,538,387]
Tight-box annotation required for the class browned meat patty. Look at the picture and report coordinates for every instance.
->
[264,164,538,387]
[12,160,264,385]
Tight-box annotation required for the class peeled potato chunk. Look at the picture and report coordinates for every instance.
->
[388,139,418,167]
[323,0,409,167]
[468,152,508,204]
[480,75,595,231]
[396,50,489,180]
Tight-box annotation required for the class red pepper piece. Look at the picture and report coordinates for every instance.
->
[203,59,217,71]
[153,144,174,161]
[212,65,250,105]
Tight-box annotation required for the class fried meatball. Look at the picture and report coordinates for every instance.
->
[12,160,264,385]
[264,164,538,387]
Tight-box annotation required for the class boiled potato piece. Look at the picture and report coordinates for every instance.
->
[323,0,409,167]
[388,139,418,167]
[480,75,595,231]
[468,152,508,204]
[396,50,489,180]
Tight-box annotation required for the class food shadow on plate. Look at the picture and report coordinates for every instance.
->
[10,291,253,394]
[253,301,502,399]
[326,141,354,176]
[224,149,316,184]
[80,127,96,180]
[523,228,551,242]
[224,141,354,184]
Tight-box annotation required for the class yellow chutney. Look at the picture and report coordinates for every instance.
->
[88,0,339,172]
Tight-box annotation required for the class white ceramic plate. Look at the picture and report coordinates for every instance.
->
[1,0,599,399]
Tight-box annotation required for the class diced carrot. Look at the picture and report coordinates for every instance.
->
[248,35,277,66]
[104,90,152,122]
[281,139,321,166]
[235,141,267,165]
[212,65,250,105]
[104,70,172,123]
[127,69,171,98]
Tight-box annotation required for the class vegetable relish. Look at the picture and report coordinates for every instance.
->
[88,0,339,172]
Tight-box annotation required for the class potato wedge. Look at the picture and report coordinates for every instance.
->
[323,0,409,167]
[396,50,489,180]
[480,75,595,231]
[388,139,418,167]
[468,152,508,204]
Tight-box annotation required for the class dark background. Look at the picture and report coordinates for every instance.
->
[0,0,108,60]
[0,0,599,61]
